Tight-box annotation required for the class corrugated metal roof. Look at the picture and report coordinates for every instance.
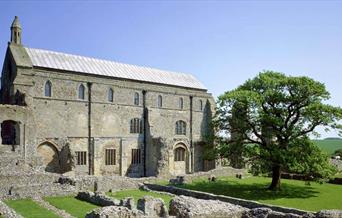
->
[24,47,207,90]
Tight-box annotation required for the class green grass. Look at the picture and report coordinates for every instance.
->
[107,189,173,208]
[175,176,342,212]
[312,139,342,155]
[4,199,60,218]
[44,196,99,218]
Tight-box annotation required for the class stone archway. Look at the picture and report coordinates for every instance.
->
[37,141,61,173]
[172,143,190,175]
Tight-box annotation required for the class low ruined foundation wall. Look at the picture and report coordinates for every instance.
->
[131,166,246,184]
[182,166,246,183]
[76,191,119,206]
[51,166,246,194]
[0,199,23,218]
[144,183,310,215]
[62,175,141,192]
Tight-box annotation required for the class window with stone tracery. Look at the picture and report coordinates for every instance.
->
[175,120,186,135]
[174,147,185,161]
[105,149,116,165]
[130,118,143,134]
[76,151,87,165]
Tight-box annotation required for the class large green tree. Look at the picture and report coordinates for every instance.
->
[216,71,342,190]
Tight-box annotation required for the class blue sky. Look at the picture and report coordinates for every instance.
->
[0,1,341,138]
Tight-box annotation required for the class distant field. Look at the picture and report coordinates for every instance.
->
[312,139,342,155]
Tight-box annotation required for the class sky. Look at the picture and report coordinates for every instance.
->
[0,1,341,139]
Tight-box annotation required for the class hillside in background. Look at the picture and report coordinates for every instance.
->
[313,138,342,155]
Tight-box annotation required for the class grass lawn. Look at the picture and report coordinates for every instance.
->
[107,189,173,208]
[4,199,60,218]
[44,196,99,218]
[175,176,342,212]
[312,139,342,155]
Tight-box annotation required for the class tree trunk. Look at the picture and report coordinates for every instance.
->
[268,164,281,190]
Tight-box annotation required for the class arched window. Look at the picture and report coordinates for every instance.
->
[179,97,183,110]
[130,118,143,134]
[175,120,186,135]
[134,92,139,105]
[174,147,186,161]
[199,100,203,111]
[1,120,20,145]
[44,80,52,97]
[78,84,85,100]
[157,95,162,108]
[108,88,114,102]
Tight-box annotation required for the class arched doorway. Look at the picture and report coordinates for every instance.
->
[173,143,189,175]
[37,142,61,173]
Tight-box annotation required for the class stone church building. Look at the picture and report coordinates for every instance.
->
[0,17,215,177]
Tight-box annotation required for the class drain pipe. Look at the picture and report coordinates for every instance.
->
[189,95,193,173]
[87,82,94,175]
[142,90,147,177]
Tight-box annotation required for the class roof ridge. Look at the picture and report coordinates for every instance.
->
[24,47,194,78]
[24,47,207,90]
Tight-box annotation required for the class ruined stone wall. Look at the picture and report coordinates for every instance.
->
[0,105,39,166]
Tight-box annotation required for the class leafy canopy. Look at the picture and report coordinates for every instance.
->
[215,71,342,180]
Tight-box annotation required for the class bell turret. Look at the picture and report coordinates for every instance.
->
[10,16,22,45]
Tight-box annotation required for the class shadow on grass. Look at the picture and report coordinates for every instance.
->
[175,178,319,201]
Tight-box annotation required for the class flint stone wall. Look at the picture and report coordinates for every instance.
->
[60,175,140,192]
[84,195,169,218]
[0,161,76,200]
[76,191,120,207]
[170,195,246,218]
[85,206,146,218]
[169,196,342,218]
[137,196,169,217]
[1,183,76,200]
[316,210,342,218]
[242,207,303,218]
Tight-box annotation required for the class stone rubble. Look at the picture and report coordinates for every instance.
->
[241,207,303,218]
[137,195,169,217]
[76,191,120,207]
[85,206,146,218]
[316,210,342,218]
[120,197,135,210]
[169,195,246,218]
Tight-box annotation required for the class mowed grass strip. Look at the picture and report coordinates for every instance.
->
[107,189,173,208]
[44,196,99,218]
[175,176,342,211]
[4,199,60,218]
